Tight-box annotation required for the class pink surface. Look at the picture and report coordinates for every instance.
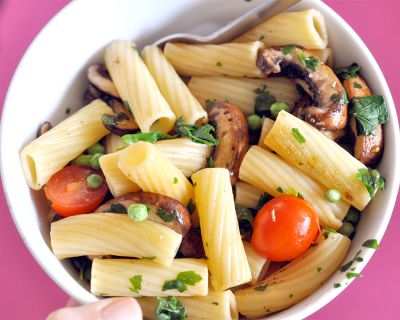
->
[0,0,399,319]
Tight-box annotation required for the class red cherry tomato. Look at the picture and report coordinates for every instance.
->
[44,165,108,217]
[251,195,320,261]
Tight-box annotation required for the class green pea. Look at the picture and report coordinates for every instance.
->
[128,204,148,222]
[270,101,289,118]
[90,153,103,170]
[87,143,105,155]
[325,189,341,203]
[344,207,360,225]
[247,114,262,131]
[337,221,355,238]
[86,174,103,189]
[73,155,92,167]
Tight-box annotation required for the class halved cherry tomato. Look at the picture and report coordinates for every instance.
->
[44,165,108,217]
[251,195,320,262]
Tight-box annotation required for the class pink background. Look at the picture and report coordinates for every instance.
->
[0,0,399,319]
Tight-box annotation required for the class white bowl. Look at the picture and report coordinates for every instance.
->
[1,0,399,318]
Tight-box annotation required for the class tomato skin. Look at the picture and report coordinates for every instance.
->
[44,165,108,217]
[251,195,320,262]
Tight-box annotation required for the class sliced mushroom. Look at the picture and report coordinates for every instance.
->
[87,64,120,98]
[179,228,205,259]
[83,83,114,105]
[342,76,383,166]
[37,121,52,137]
[96,191,191,235]
[257,46,348,135]
[208,102,249,185]
[102,99,139,136]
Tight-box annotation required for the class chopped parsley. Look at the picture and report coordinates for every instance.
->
[162,271,203,293]
[258,35,265,41]
[346,272,362,279]
[174,116,219,146]
[291,128,306,143]
[317,267,322,272]
[254,85,276,117]
[173,177,178,184]
[216,61,223,67]
[350,95,388,136]
[334,283,341,288]
[212,302,219,306]
[276,186,284,193]
[295,49,320,71]
[157,208,176,222]
[103,203,127,214]
[207,155,215,168]
[323,228,337,239]
[143,256,157,261]
[340,250,362,272]
[255,284,268,291]
[335,63,360,81]
[355,168,385,198]
[282,45,295,55]
[122,132,177,144]
[353,82,362,89]
[129,275,142,294]
[362,239,379,249]
[155,296,186,320]
[187,199,196,215]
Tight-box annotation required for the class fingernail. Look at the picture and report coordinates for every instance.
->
[101,298,141,320]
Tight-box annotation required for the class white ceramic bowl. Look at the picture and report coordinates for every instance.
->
[1,0,399,318]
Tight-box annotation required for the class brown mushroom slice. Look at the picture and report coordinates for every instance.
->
[102,99,139,136]
[257,46,348,133]
[87,64,120,98]
[37,121,52,137]
[208,102,249,185]
[343,76,383,166]
[96,191,191,235]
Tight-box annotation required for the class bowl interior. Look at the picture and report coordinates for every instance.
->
[1,0,399,319]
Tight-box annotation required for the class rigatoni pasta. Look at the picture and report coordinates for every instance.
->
[104,40,176,133]
[164,42,264,78]
[20,99,112,190]
[258,118,275,149]
[235,181,264,209]
[243,242,270,285]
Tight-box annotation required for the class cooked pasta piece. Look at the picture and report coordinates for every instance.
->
[264,111,371,210]
[235,232,351,318]
[104,40,176,133]
[308,48,334,67]
[188,77,300,115]
[191,168,251,290]
[164,42,264,78]
[20,99,112,190]
[235,181,264,209]
[91,258,208,297]
[99,152,140,197]
[50,213,182,265]
[239,146,349,229]
[104,134,126,154]
[258,118,275,149]
[235,9,328,49]
[243,242,270,285]
[141,45,207,124]
[155,138,213,177]
[137,290,238,320]
[118,142,194,206]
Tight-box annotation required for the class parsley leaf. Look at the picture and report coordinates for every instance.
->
[174,116,219,146]
[346,272,362,279]
[291,128,306,143]
[355,168,385,198]
[103,203,127,214]
[295,49,319,71]
[122,132,177,144]
[157,208,176,222]
[335,63,360,81]
[254,85,276,116]
[340,250,362,272]
[187,199,196,215]
[155,296,186,320]
[353,82,362,89]
[129,275,142,294]
[216,61,223,67]
[363,239,379,249]
[334,283,341,288]
[282,45,295,55]
[162,271,202,293]
[207,155,215,168]
[350,95,388,136]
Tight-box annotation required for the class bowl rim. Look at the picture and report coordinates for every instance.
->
[1,0,399,319]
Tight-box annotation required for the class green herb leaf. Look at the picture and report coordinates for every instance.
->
[207,155,215,168]
[305,56,320,71]
[187,199,196,215]
[334,283,341,288]
[296,49,307,68]
[162,271,202,293]
[346,272,362,279]
[173,177,178,184]
[216,61,223,67]
[254,85,276,116]
[155,296,186,320]
[258,35,265,41]
[282,45,295,55]
[353,82,362,89]
[143,256,157,261]
[317,267,322,272]
[350,95,388,136]
[323,228,337,239]
[122,132,177,144]
[174,117,219,146]
[162,280,187,293]
[335,63,360,81]
[340,250,362,272]
[255,284,268,291]
[103,203,127,214]
[129,275,142,294]
[276,186,283,193]
[212,302,219,306]
[355,168,385,198]
[157,208,176,222]
[362,239,379,249]
[291,128,306,143]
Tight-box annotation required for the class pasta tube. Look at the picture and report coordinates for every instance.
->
[20,99,112,190]
[104,40,176,133]
[239,146,349,229]
[91,258,208,297]
[235,9,328,49]
[191,168,251,290]
[104,134,126,154]
[118,142,194,206]
[264,111,371,210]
[164,42,264,78]
[188,76,299,115]
[141,45,207,124]
[235,181,264,209]
[258,118,275,149]
[243,242,270,285]
[99,151,140,197]
[308,48,334,67]
[50,213,182,265]
[137,290,238,320]
[235,232,351,318]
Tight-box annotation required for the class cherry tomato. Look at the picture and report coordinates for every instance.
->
[251,195,320,261]
[44,165,108,217]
